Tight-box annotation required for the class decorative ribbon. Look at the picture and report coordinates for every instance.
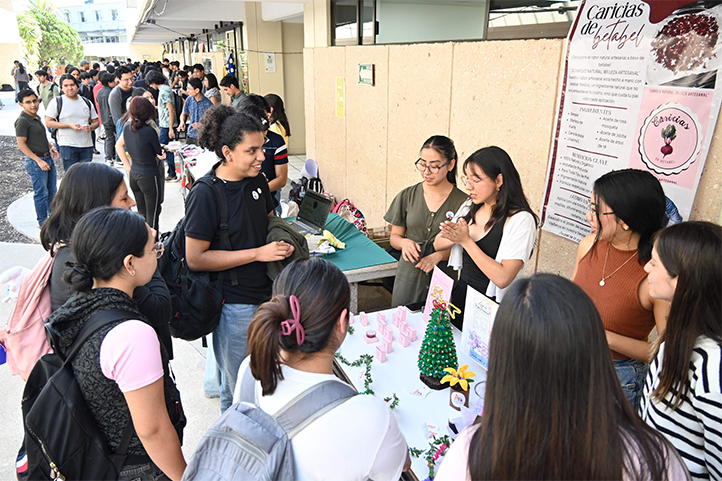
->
[279,295,305,345]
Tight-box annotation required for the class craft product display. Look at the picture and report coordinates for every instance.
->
[418,299,459,390]
[336,306,487,478]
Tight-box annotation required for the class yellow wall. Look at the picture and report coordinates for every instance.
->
[303,39,722,279]
[0,0,23,86]
[128,43,164,62]
[281,22,305,155]
[245,2,285,96]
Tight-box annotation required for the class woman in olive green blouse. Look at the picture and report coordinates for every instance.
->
[384,136,468,307]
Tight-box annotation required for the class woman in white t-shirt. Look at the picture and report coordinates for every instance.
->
[435,274,688,481]
[233,257,410,481]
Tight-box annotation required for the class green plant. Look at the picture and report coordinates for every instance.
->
[21,8,83,66]
[17,11,42,67]
[335,353,375,395]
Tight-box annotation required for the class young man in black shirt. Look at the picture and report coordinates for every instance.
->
[184,106,294,412]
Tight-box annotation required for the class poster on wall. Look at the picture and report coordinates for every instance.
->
[540,0,722,242]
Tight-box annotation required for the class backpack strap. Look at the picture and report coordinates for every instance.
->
[196,175,239,286]
[274,380,357,438]
[238,367,356,438]
[63,308,139,465]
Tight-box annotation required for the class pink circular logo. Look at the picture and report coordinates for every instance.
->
[638,104,702,175]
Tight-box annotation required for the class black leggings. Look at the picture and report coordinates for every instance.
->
[129,172,164,231]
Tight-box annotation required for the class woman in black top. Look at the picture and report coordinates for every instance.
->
[116,97,166,231]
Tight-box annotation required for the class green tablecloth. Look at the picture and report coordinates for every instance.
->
[319,214,396,271]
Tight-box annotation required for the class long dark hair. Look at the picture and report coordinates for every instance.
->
[652,221,722,408]
[204,73,219,90]
[592,169,666,264]
[197,105,265,162]
[18,63,26,75]
[40,163,125,252]
[421,135,457,185]
[63,207,148,292]
[468,274,674,480]
[128,96,157,133]
[247,258,350,396]
[462,146,538,230]
[264,94,291,137]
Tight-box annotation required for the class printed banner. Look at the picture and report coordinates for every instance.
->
[541,0,722,242]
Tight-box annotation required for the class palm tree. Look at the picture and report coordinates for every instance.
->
[29,0,57,14]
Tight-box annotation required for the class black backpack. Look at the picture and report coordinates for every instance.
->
[22,309,138,480]
[158,175,238,341]
[49,95,94,142]
[289,177,324,205]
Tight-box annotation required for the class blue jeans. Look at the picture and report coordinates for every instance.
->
[213,303,259,412]
[159,127,176,177]
[58,146,93,172]
[614,358,649,412]
[24,155,57,226]
[203,335,221,398]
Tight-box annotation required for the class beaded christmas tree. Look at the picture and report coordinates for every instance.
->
[418,296,459,390]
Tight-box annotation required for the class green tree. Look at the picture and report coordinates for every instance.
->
[20,8,83,67]
[417,304,458,389]
[17,11,42,68]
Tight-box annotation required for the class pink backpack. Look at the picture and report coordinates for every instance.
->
[0,252,54,380]
[333,199,369,236]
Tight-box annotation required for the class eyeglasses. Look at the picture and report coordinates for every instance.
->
[22,99,40,105]
[587,200,615,216]
[461,175,483,187]
[150,241,164,259]
[415,158,451,173]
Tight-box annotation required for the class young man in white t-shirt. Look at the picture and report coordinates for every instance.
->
[45,74,99,171]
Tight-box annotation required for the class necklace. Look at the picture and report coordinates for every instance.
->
[600,243,638,287]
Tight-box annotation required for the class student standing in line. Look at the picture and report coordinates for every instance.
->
[80,72,100,155]
[108,66,135,137]
[184,105,294,411]
[146,70,178,182]
[191,64,206,92]
[231,257,411,480]
[385,135,467,307]
[264,93,290,146]
[96,73,120,167]
[220,75,245,108]
[203,73,221,106]
[47,207,186,480]
[178,78,212,144]
[45,75,99,171]
[435,146,537,328]
[35,70,60,110]
[435,274,688,481]
[572,169,668,411]
[640,221,722,480]
[14,62,30,101]
[116,97,166,232]
[15,89,59,227]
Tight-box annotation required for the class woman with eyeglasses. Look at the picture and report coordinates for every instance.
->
[44,207,186,480]
[384,136,467,307]
[40,162,174,358]
[435,146,537,329]
[572,169,668,411]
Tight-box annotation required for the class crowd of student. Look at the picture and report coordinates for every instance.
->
[8,56,722,481]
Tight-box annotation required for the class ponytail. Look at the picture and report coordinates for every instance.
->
[247,258,350,396]
[63,262,94,292]
[248,297,288,396]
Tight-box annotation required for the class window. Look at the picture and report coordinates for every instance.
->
[64,11,71,23]
[95,10,101,21]
[331,0,375,46]
[79,11,86,22]
[487,1,580,40]
[111,9,118,21]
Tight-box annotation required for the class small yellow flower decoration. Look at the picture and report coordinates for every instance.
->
[440,364,476,391]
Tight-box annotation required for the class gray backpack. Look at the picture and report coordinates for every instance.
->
[182,368,357,481]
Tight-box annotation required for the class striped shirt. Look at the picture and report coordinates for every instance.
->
[640,337,722,480]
